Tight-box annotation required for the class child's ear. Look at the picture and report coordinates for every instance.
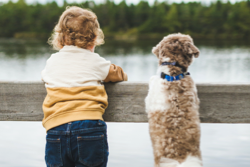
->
[184,42,200,58]
[152,44,160,58]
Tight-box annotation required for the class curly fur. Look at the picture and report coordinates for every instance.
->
[145,33,202,167]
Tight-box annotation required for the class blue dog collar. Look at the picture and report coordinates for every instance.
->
[161,72,190,82]
[161,61,188,73]
[161,62,176,66]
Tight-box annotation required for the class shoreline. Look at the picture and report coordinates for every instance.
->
[5,32,250,41]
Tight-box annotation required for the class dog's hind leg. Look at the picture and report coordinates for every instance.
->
[158,157,180,167]
[158,155,202,167]
[179,155,202,167]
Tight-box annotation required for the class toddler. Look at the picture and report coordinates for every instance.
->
[41,6,127,167]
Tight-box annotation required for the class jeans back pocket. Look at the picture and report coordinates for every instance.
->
[45,138,63,167]
[77,134,104,167]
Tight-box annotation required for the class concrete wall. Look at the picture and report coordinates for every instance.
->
[0,82,250,123]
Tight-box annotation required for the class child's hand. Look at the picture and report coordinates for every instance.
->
[103,64,128,82]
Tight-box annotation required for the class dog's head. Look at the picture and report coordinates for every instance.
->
[152,33,199,76]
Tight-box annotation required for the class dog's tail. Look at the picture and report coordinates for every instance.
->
[159,155,202,167]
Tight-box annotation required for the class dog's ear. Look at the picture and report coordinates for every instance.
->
[184,42,200,58]
[152,44,160,58]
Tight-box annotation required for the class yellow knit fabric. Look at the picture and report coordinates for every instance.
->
[42,85,108,131]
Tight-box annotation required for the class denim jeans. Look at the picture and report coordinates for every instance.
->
[45,120,109,167]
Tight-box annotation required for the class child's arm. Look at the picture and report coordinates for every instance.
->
[103,64,128,82]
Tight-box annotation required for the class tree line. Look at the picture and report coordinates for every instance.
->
[0,0,250,40]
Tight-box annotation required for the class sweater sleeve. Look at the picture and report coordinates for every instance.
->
[103,64,128,82]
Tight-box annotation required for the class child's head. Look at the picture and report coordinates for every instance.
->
[49,6,104,50]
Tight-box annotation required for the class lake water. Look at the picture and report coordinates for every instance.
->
[0,38,250,167]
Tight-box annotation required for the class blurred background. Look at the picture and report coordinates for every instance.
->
[0,0,250,166]
[0,0,250,40]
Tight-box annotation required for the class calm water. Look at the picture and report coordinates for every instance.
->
[0,38,250,167]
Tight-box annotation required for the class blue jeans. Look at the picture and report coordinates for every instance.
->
[45,120,109,167]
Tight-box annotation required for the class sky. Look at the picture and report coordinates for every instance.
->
[0,0,246,6]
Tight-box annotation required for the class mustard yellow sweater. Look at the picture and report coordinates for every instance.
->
[42,45,127,131]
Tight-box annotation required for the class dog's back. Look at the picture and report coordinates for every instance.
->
[146,76,201,167]
[145,33,202,167]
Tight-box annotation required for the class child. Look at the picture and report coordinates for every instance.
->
[41,6,127,167]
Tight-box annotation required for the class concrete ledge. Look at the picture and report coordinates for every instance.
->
[0,82,250,123]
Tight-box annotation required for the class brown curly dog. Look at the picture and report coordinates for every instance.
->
[145,33,202,167]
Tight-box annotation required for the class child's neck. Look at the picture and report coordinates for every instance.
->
[88,45,95,52]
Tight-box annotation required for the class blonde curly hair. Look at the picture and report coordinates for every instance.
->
[49,6,104,50]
